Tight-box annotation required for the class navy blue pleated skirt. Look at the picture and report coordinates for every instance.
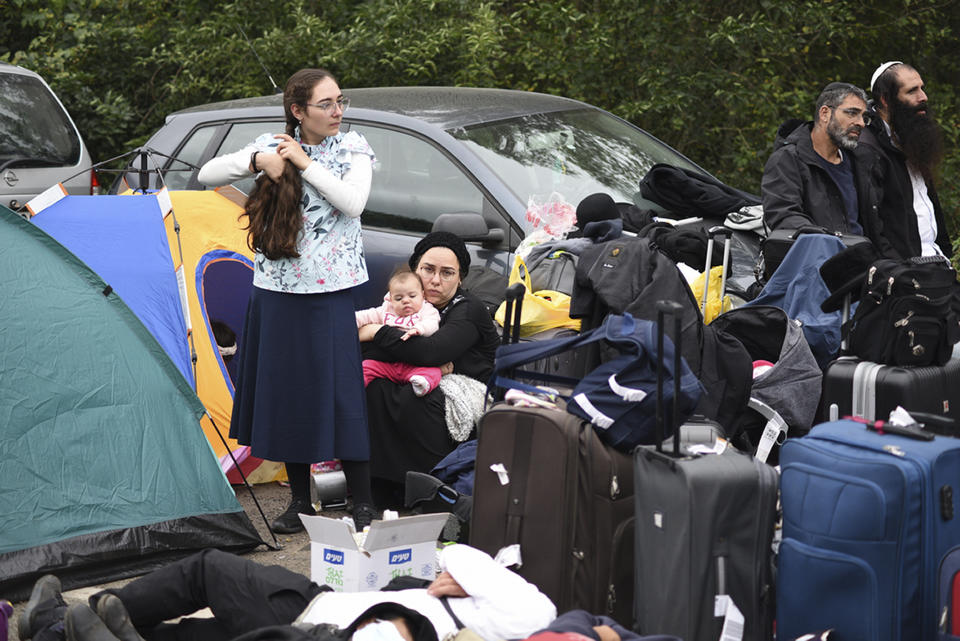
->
[229,286,369,463]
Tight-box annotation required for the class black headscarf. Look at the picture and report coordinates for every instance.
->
[408,231,471,275]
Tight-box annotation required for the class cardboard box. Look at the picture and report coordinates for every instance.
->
[299,513,448,592]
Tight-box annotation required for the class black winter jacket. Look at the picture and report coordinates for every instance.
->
[761,120,895,257]
[857,117,952,259]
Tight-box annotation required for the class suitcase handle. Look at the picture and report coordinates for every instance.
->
[656,299,684,456]
[502,282,526,346]
[701,225,733,321]
[847,415,935,441]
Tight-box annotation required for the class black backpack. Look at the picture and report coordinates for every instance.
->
[846,256,960,367]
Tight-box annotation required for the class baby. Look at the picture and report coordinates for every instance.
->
[356,269,442,396]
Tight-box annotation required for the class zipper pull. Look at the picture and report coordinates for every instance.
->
[894,310,914,327]
[867,265,877,285]
[610,474,620,499]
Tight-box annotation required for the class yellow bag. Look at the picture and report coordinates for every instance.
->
[494,255,581,337]
[690,265,733,324]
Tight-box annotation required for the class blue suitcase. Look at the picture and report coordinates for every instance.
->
[778,419,960,641]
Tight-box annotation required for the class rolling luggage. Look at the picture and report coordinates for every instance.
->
[632,300,779,641]
[469,403,636,625]
[470,283,636,624]
[759,225,869,281]
[819,356,960,426]
[939,547,960,639]
[778,418,960,641]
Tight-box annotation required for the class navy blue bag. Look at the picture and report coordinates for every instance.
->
[492,312,702,451]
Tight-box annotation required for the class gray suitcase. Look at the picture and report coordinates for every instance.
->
[632,300,779,641]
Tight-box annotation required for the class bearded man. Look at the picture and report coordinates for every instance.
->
[861,61,952,259]
[762,82,894,255]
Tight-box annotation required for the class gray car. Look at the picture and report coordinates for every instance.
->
[114,87,709,308]
[1,63,96,213]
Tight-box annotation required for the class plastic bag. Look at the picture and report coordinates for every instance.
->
[494,255,581,337]
[690,265,733,324]
[517,193,577,259]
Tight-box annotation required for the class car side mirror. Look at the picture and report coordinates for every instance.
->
[432,212,505,246]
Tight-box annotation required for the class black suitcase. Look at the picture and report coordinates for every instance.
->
[633,300,779,641]
[470,283,635,624]
[760,226,870,281]
[520,327,589,385]
[819,355,960,429]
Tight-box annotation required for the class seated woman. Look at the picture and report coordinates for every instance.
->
[358,232,500,507]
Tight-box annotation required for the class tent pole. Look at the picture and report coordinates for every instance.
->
[205,411,281,550]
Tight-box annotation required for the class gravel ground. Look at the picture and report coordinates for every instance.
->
[5,481,387,641]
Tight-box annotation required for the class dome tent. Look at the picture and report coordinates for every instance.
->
[0,204,262,601]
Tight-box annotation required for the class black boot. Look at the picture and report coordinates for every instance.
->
[352,503,380,531]
[272,463,316,534]
[270,498,315,534]
[94,596,144,641]
[64,604,119,641]
[19,575,66,641]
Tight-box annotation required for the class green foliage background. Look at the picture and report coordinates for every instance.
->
[3,0,959,250]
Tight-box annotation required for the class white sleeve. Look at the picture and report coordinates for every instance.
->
[441,544,556,641]
[197,146,256,187]
[300,151,373,219]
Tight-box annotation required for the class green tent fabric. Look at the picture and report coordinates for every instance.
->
[0,205,262,600]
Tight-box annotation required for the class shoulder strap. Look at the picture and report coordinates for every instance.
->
[440,596,466,630]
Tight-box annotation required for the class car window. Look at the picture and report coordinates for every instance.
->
[162,125,217,190]
[0,72,80,166]
[213,121,283,194]
[352,124,501,239]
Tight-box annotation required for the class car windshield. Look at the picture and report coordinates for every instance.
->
[0,73,80,165]
[449,108,705,232]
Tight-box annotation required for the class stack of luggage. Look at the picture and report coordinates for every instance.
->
[446,178,960,641]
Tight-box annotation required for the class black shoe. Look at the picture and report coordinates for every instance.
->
[404,471,472,523]
[19,575,64,641]
[94,596,143,641]
[271,500,315,534]
[352,503,379,531]
[64,604,118,641]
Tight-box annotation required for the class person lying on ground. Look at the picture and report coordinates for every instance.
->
[18,544,555,641]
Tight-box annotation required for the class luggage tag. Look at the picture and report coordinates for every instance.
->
[714,595,745,641]
[494,543,522,568]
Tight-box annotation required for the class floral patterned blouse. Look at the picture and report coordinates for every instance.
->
[248,130,375,294]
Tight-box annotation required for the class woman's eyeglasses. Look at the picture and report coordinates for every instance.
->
[305,97,350,114]
[418,265,459,282]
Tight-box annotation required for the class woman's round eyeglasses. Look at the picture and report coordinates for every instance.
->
[305,97,350,114]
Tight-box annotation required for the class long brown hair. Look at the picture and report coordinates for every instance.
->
[241,68,337,260]
[242,160,303,260]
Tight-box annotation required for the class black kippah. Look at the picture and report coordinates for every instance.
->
[408,231,471,275]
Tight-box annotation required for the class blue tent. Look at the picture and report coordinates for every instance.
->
[32,192,194,386]
[0,205,262,601]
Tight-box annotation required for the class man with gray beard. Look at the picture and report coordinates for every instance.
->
[861,61,952,259]
[760,82,890,253]
[761,82,894,254]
